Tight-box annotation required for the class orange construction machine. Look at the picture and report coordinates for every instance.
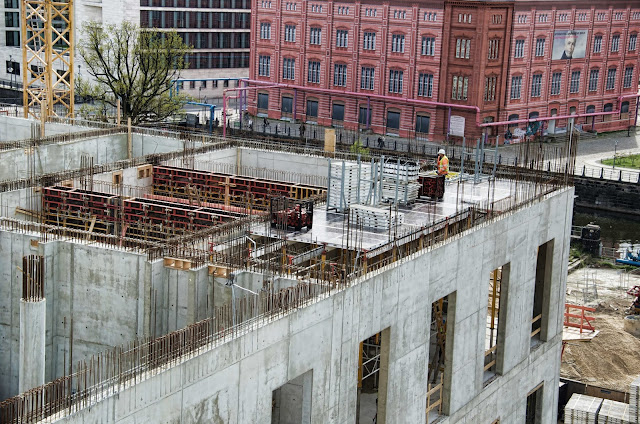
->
[270,197,313,231]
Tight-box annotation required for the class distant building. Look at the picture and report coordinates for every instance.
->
[0,0,250,99]
[248,0,640,140]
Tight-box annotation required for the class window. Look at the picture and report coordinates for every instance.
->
[577,12,588,21]
[6,60,19,75]
[621,101,630,114]
[517,15,528,24]
[332,103,344,121]
[361,67,374,90]
[458,13,472,23]
[451,75,469,100]
[535,38,545,57]
[424,12,436,21]
[260,22,271,39]
[456,38,471,59]
[4,11,19,27]
[358,106,371,126]
[223,80,229,88]
[391,34,405,53]
[514,39,525,58]
[415,114,430,134]
[550,72,562,95]
[624,66,634,88]
[557,13,568,22]
[201,81,207,89]
[393,10,406,19]
[258,55,271,76]
[190,81,196,89]
[366,8,378,17]
[363,32,376,50]
[310,4,322,13]
[257,93,268,109]
[5,31,19,47]
[261,1,272,8]
[484,76,497,101]
[606,68,616,90]
[281,96,293,114]
[337,6,349,15]
[511,76,522,99]
[4,0,18,8]
[334,64,347,87]
[593,35,602,53]
[306,100,318,117]
[537,13,548,23]
[531,73,542,97]
[417,73,433,97]
[532,240,554,344]
[629,34,637,51]
[588,69,599,91]
[614,11,624,20]
[336,29,348,48]
[283,58,295,80]
[492,14,502,24]
[488,39,500,60]
[386,110,400,130]
[309,27,321,45]
[308,60,320,83]
[611,34,620,52]
[284,25,296,42]
[570,71,581,93]
[421,36,435,56]
[388,70,403,93]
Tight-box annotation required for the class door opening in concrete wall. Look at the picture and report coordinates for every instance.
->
[427,294,452,422]
[525,383,544,424]
[271,369,313,424]
[484,263,510,385]
[356,328,390,424]
[532,239,554,348]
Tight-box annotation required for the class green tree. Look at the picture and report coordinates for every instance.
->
[77,21,191,124]
[350,139,370,156]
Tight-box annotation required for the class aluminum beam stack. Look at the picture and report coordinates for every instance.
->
[598,399,632,424]
[349,204,404,231]
[381,160,420,205]
[631,376,640,423]
[564,394,602,424]
[328,161,372,212]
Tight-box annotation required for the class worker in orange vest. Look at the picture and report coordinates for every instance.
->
[437,149,449,176]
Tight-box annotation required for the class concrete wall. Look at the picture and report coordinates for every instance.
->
[236,149,330,180]
[574,176,640,216]
[0,116,97,141]
[0,233,220,400]
[49,188,574,424]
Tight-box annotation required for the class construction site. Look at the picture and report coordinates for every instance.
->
[0,111,579,424]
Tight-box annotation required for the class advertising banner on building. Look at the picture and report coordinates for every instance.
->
[449,115,465,137]
[552,29,588,60]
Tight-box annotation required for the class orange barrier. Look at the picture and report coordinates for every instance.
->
[564,304,596,333]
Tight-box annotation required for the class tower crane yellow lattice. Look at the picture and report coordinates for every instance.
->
[20,0,74,119]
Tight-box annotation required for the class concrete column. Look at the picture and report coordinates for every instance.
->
[19,298,46,393]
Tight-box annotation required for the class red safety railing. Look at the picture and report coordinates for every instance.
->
[564,304,596,333]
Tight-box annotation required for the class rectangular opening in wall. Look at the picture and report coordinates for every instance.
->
[356,328,390,424]
[271,369,313,424]
[426,294,452,422]
[483,267,503,386]
[532,239,554,348]
[525,383,544,424]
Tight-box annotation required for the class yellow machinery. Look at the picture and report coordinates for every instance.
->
[21,0,74,119]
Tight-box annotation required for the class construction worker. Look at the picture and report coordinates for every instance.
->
[437,148,449,176]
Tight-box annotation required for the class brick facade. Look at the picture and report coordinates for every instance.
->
[248,0,640,140]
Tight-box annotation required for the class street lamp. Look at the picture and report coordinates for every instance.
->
[613,140,618,169]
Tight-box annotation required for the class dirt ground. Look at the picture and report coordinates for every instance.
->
[561,267,640,390]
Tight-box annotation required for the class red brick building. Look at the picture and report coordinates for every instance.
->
[247,0,640,140]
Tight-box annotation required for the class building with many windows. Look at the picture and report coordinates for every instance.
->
[247,0,640,140]
[0,0,250,100]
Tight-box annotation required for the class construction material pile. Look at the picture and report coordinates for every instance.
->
[381,160,420,205]
[349,204,404,231]
[564,394,602,424]
[328,161,372,212]
[631,376,640,422]
[598,399,632,424]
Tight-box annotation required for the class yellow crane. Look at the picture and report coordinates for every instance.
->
[20,0,74,119]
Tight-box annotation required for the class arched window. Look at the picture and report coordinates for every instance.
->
[621,101,630,114]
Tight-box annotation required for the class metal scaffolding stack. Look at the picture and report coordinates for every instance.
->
[381,158,420,205]
[598,399,632,424]
[631,376,640,422]
[349,204,404,231]
[564,394,602,424]
[327,159,378,212]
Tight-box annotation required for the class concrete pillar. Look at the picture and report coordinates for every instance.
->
[19,298,46,393]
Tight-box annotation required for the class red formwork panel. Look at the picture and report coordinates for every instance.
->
[152,165,324,208]
[42,186,120,223]
[418,175,445,198]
